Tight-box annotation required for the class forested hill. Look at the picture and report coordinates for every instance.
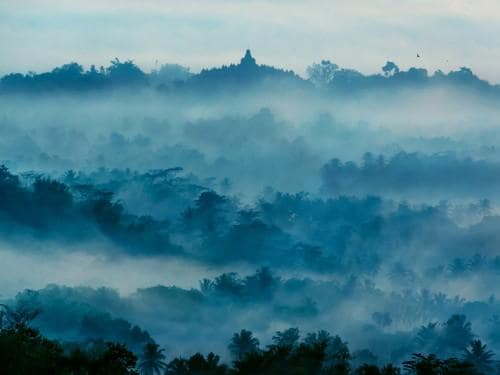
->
[0,50,497,95]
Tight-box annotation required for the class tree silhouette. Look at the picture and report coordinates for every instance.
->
[355,363,382,374]
[165,352,227,374]
[323,335,351,374]
[304,330,331,346]
[442,315,474,354]
[380,364,401,375]
[307,60,339,88]
[0,324,139,375]
[93,342,138,374]
[271,327,300,348]
[107,58,147,86]
[415,322,440,354]
[228,330,260,361]
[403,353,476,374]
[382,61,400,77]
[138,342,167,375]
[165,358,190,374]
[0,298,40,329]
[463,340,495,374]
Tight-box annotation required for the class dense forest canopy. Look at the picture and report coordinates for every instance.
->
[0,51,496,96]
[1,51,500,373]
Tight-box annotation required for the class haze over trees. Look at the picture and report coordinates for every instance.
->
[1,51,500,373]
[0,50,496,96]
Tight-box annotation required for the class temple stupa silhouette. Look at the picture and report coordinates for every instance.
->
[240,49,257,66]
[190,48,304,91]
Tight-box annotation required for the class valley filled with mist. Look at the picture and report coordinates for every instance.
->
[1,50,500,373]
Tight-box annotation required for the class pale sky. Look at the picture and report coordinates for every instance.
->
[2,0,500,81]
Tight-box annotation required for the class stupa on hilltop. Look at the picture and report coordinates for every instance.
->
[240,49,257,67]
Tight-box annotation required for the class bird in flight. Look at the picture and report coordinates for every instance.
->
[417,53,421,58]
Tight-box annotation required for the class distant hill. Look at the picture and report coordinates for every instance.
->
[0,50,498,96]
[179,49,310,92]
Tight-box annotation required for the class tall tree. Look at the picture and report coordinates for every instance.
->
[442,315,474,355]
[463,340,495,374]
[228,330,260,361]
[138,342,167,375]
[271,327,300,348]
[323,335,351,375]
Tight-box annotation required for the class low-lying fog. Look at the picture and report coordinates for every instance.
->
[1,59,500,363]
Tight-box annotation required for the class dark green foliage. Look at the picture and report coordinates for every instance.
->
[0,325,66,374]
[231,329,341,375]
[0,319,494,375]
[354,364,382,375]
[403,353,476,375]
[227,330,488,375]
[9,286,153,354]
[232,343,326,375]
[0,325,138,375]
[89,342,138,375]
[166,353,227,375]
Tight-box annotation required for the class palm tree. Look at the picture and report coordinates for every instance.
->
[415,322,439,353]
[138,342,167,375]
[228,329,260,361]
[463,339,495,374]
[442,314,474,354]
[403,353,444,374]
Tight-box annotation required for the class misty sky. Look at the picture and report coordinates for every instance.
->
[2,0,500,81]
